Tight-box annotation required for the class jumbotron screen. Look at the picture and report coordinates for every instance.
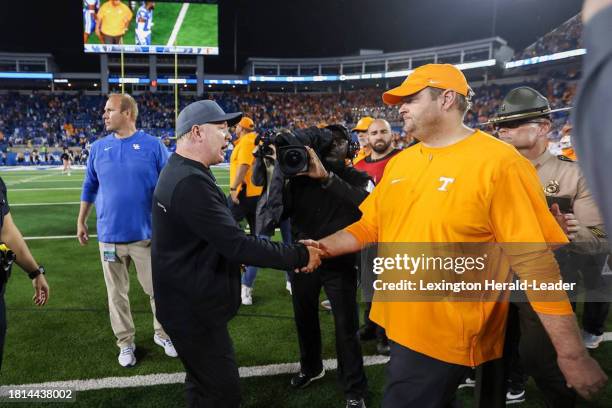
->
[82,1,219,55]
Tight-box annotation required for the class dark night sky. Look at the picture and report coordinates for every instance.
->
[0,0,583,74]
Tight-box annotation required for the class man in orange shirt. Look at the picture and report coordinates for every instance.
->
[302,64,607,407]
[96,0,133,45]
[229,116,264,305]
[351,117,374,165]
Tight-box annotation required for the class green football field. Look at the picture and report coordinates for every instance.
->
[85,1,218,48]
[1,167,612,407]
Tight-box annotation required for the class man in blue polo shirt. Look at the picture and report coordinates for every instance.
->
[77,93,175,367]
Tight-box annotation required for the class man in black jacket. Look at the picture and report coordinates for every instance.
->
[151,100,322,408]
[275,126,372,408]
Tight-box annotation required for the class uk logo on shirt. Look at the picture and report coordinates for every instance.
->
[133,144,141,150]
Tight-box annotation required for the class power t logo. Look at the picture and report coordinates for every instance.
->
[437,177,455,192]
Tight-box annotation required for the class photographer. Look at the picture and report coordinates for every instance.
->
[259,125,372,408]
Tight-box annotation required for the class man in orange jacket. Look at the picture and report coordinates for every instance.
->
[301,64,607,407]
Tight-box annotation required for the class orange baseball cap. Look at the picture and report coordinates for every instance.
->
[382,64,470,105]
[351,116,375,132]
[237,116,255,130]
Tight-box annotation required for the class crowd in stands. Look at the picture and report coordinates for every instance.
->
[0,76,576,152]
[515,13,582,60]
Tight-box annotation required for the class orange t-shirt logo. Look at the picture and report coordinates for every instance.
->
[437,176,455,191]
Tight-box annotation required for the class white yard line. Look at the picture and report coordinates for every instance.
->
[24,234,97,240]
[0,355,390,394]
[11,202,81,207]
[167,3,190,46]
[6,179,85,184]
[10,187,82,192]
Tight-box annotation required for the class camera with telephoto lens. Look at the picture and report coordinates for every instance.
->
[272,125,353,177]
[275,134,310,176]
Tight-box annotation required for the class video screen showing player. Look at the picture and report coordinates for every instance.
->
[83,1,219,55]
[135,2,155,45]
[83,0,100,43]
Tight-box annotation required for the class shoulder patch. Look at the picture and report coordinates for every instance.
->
[557,155,575,163]
[587,226,608,239]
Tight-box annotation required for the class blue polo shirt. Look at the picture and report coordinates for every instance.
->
[81,130,169,243]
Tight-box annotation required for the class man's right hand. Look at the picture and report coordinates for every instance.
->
[558,352,608,400]
[298,246,324,273]
[77,221,89,246]
[299,239,331,258]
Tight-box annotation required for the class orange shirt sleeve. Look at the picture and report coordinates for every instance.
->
[490,158,572,315]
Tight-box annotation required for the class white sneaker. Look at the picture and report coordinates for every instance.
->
[118,344,136,367]
[241,284,253,306]
[154,334,178,358]
[506,388,526,404]
[583,330,604,349]
[320,299,332,311]
[286,281,292,295]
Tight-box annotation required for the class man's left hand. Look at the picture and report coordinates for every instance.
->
[32,274,49,306]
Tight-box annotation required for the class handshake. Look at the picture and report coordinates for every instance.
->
[296,239,331,273]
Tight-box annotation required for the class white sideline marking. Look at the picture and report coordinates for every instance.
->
[23,234,97,240]
[21,227,285,240]
[167,3,190,46]
[10,187,82,192]
[0,355,389,393]
[11,181,84,184]
[11,202,81,207]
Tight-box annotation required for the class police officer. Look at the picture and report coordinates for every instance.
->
[0,177,49,372]
[490,86,609,407]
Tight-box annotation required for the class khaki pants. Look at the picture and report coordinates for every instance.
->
[98,240,167,348]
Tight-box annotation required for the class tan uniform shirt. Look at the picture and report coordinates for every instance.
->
[531,150,608,254]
